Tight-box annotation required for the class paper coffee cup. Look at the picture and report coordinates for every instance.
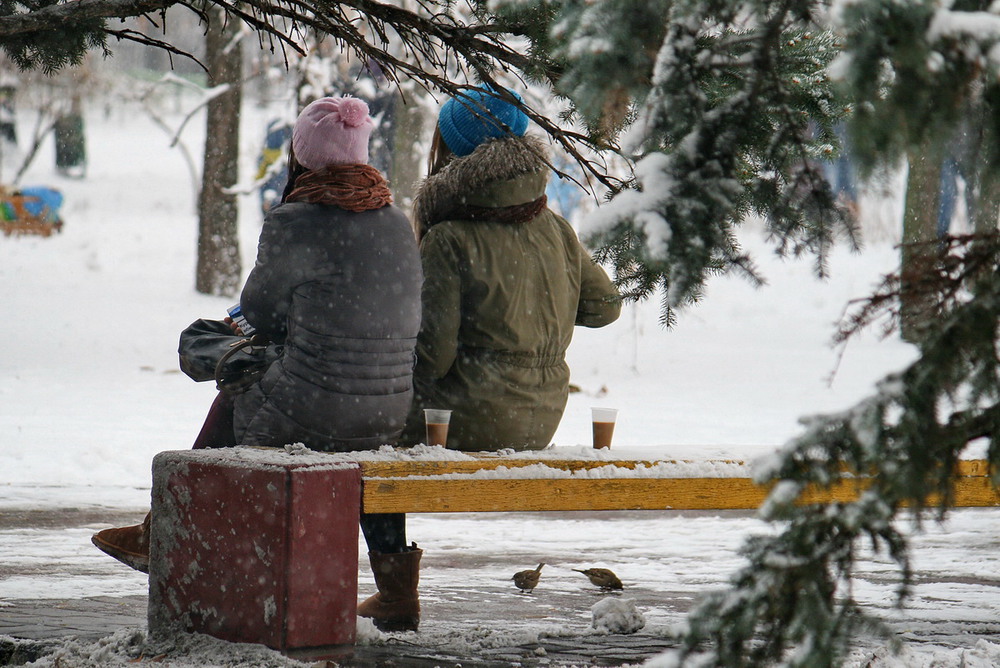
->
[424,408,452,447]
[591,407,618,449]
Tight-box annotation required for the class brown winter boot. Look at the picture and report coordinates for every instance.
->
[357,542,422,632]
[91,512,151,574]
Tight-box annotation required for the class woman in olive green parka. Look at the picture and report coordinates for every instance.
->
[400,87,621,451]
[357,87,621,634]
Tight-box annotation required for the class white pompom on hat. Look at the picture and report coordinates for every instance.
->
[291,96,374,170]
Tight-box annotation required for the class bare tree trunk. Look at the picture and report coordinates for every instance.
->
[900,144,942,343]
[196,11,243,297]
[388,94,428,217]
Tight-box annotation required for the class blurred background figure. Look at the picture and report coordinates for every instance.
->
[0,76,17,146]
[822,122,859,220]
[54,94,86,179]
[256,118,293,215]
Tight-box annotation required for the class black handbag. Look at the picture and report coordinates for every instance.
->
[178,318,281,393]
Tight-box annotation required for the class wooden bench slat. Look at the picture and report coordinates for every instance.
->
[362,478,763,513]
[358,458,991,478]
[356,458,744,478]
[360,464,1000,513]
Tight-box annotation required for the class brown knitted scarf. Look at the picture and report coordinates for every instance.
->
[285,163,393,212]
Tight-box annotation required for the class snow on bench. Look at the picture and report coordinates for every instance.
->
[344,445,1000,513]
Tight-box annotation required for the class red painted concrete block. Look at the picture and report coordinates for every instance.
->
[147,447,361,651]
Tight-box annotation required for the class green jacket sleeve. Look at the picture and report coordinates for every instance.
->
[414,226,462,380]
[576,252,622,328]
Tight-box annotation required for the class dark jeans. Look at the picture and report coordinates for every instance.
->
[938,155,968,238]
[192,390,408,553]
[359,512,407,554]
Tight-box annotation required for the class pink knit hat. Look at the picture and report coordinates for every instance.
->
[291,96,374,170]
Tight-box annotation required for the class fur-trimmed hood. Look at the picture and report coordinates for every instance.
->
[412,134,550,238]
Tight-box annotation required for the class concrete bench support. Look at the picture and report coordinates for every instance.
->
[147,449,361,651]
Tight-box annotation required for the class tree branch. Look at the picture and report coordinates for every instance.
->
[0,0,174,34]
[0,0,622,191]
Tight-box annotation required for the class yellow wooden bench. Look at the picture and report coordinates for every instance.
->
[354,451,1000,514]
[147,446,1000,654]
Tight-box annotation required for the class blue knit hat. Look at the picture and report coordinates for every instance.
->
[437,86,530,157]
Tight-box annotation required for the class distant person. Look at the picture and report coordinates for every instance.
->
[256,119,293,215]
[0,79,16,145]
[357,60,397,177]
[353,86,621,632]
[937,148,967,238]
[936,115,986,238]
[936,83,995,237]
[92,96,423,602]
[822,122,859,219]
[54,96,86,178]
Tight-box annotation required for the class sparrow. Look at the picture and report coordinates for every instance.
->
[573,567,623,591]
[512,563,545,593]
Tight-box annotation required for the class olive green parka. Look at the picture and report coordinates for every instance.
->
[400,135,621,451]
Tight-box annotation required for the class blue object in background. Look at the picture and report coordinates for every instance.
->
[18,186,63,222]
[821,123,858,205]
[258,120,293,214]
[937,154,967,238]
[545,153,585,222]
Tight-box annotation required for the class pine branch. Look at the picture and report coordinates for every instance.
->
[943,405,1000,447]
[835,232,1000,345]
[0,0,174,34]
[676,248,1000,663]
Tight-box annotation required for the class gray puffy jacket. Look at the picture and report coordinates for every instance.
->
[234,201,422,451]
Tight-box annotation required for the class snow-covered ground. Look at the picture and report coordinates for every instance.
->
[2,84,1000,667]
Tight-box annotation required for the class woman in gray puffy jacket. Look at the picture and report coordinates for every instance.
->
[233,97,421,451]
[92,97,422,609]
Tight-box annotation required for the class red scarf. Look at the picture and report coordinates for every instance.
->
[285,164,393,212]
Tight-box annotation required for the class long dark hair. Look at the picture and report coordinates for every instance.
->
[427,125,453,176]
[280,147,309,204]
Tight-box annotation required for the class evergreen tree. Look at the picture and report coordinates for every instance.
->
[490,0,858,324]
[484,0,1000,665]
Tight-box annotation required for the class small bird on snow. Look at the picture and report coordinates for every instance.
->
[573,567,623,591]
[512,563,544,593]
